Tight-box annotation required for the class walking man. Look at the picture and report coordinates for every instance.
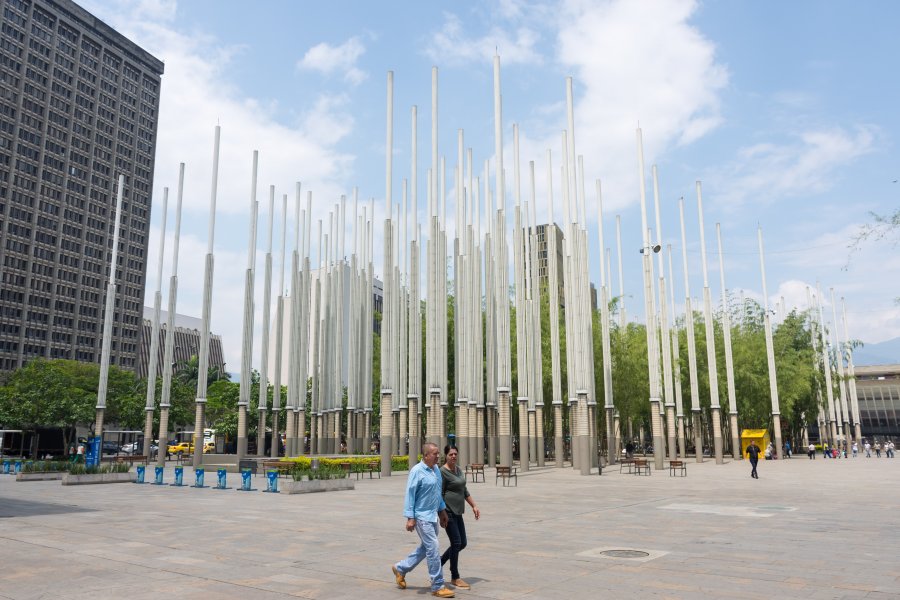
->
[747,439,761,479]
[392,442,454,598]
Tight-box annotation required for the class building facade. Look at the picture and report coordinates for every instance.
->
[854,364,900,442]
[136,308,225,380]
[0,0,163,372]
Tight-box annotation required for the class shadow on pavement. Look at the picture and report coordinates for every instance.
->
[0,497,96,518]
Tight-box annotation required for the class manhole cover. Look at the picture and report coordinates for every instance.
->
[599,550,650,559]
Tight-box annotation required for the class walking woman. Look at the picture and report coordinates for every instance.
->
[440,445,481,590]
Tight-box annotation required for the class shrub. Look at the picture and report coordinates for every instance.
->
[280,455,410,473]
[23,460,69,473]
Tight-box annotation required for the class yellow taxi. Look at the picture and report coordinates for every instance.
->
[168,442,193,455]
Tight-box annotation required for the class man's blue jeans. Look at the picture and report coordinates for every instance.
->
[396,519,444,591]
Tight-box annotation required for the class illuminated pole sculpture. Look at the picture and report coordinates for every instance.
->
[636,130,664,470]
[236,153,258,460]
[380,71,396,475]
[758,227,783,460]
[143,187,167,459]
[93,174,126,448]
[652,167,676,462]
[157,166,183,468]
[815,282,839,447]
[716,223,741,459]
[595,180,615,465]
[678,198,703,462]
[493,54,513,469]
[192,126,221,469]
[841,299,862,445]
[696,182,724,464]
[256,187,274,456]
[831,288,851,453]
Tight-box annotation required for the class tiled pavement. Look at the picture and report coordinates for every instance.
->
[1,455,897,599]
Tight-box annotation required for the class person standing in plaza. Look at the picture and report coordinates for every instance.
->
[875,441,882,458]
[439,446,481,590]
[747,440,761,479]
[864,440,871,457]
[392,442,454,598]
[808,442,816,459]
[852,441,858,458]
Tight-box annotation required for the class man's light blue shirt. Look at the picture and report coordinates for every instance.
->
[403,461,446,522]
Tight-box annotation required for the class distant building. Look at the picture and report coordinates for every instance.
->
[533,223,565,307]
[853,364,900,440]
[136,307,225,379]
[0,0,164,372]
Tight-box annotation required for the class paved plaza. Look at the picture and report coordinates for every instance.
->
[1,456,897,599]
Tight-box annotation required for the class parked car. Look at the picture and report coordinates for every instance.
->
[101,441,120,455]
[168,442,193,455]
[121,442,158,457]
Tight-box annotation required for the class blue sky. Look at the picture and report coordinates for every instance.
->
[79,0,899,371]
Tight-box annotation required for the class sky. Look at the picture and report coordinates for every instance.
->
[77,0,900,373]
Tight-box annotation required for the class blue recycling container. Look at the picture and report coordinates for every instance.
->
[239,468,253,491]
[194,467,205,488]
[2,460,9,474]
[135,465,145,484]
[265,469,279,493]
[172,465,184,486]
[154,465,164,485]
[216,468,227,489]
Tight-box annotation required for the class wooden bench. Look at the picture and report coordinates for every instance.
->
[117,454,148,465]
[465,463,485,483]
[619,458,635,474]
[495,465,517,486]
[261,460,293,478]
[633,458,650,475]
[364,461,381,479]
[669,460,686,477]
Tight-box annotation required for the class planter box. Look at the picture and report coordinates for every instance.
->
[282,478,355,494]
[61,472,134,486]
[16,472,65,481]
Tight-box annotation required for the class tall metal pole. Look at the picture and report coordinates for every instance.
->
[157,165,183,468]
[493,54,513,468]
[636,129,664,470]
[758,226,782,459]
[652,167,676,463]
[679,198,703,461]
[257,187,275,456]
[815,282,839,447]
[93,174,126,446]
[237,152,259,460]
[841,299,862,445]
[716,223,740,459]
[696,182,723,464]
[831,288,851,453]
[595,181,615,465]
[143,187,168,459]
[380,71,395,476]
[192,125,221,469]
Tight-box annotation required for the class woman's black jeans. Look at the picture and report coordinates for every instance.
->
[440,511,468,579]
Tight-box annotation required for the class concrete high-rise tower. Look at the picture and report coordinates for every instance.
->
[0,0,164,372]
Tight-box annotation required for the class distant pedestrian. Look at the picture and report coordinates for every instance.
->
[808,443,815,459]
[875,442,882,458]
[852,442,858,458]
[784,440,792,458]
[887,441,895,458]
[864,441,871,457]
[823,442,830,459]
[746,440,760,479]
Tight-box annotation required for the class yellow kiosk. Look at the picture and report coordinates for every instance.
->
[740,429,770,459]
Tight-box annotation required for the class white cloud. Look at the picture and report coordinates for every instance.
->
[297,37,367,85]
[424,12,543,66]
[711,126,876,208]
[78,1,360,372]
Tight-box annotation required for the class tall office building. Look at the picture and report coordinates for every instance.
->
[0,0,164,372]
